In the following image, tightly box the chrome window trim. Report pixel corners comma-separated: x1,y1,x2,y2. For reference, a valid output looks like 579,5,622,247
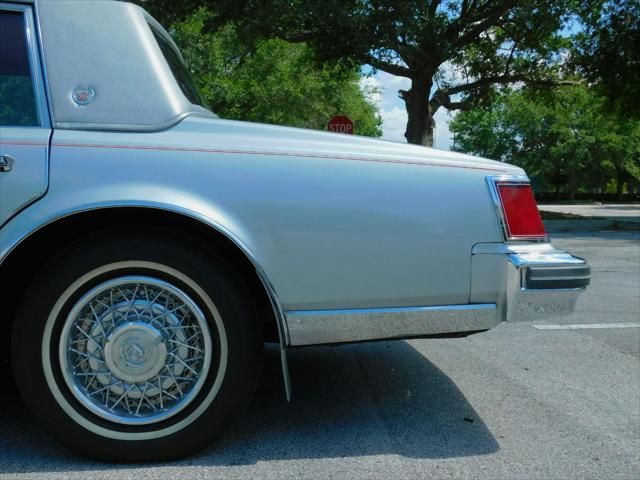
0,2,50,128
53,111,213,132
485,175,549,243
31,0,53,127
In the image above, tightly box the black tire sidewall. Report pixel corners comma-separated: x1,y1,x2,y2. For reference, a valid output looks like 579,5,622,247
12,231,262,461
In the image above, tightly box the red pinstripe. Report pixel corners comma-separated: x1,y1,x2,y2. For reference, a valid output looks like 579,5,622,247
1,140,508,172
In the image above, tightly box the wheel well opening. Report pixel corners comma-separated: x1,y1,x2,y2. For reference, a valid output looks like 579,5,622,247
0,207,280,363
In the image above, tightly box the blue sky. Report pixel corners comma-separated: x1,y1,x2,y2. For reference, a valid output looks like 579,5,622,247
361,70,455,150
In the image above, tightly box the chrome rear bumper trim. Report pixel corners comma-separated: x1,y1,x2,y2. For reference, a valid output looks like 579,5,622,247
505,251,589,322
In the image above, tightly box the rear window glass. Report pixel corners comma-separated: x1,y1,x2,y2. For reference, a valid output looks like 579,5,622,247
148,23,206,109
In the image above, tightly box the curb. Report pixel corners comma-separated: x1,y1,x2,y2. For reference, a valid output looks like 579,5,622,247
544,219,640,232
613,220,640,231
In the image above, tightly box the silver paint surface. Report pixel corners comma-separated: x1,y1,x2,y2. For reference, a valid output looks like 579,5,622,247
36,0,213,131
0,3,51,227
1,116,522,312
0,0,589,352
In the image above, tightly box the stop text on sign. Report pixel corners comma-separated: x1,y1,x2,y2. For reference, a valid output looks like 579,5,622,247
328,115,354,134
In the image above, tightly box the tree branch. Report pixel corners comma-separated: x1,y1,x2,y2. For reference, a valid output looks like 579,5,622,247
440,74,579,97
430,75,581,112
429,90,475,113
428,0,441,17
460,0,470,17
443,0,515,48
366,55,414,78
275,30,312,43
396,41,436,67
452,0,517,48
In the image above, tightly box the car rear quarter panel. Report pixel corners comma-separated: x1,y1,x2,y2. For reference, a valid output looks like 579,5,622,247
1,123,507,312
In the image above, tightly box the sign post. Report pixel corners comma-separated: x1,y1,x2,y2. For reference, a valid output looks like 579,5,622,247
328,115,354,134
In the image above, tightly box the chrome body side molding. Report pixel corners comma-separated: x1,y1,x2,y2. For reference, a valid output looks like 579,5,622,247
285,304,498,346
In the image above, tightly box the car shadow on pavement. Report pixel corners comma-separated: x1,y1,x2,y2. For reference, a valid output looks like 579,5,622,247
0,340,498,474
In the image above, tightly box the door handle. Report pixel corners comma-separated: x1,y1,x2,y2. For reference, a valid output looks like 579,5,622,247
0,154,15,172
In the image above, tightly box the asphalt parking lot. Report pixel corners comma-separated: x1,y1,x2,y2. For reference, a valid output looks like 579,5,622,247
1,230,638,479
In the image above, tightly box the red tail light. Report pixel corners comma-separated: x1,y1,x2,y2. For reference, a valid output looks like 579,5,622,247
495,181,546,240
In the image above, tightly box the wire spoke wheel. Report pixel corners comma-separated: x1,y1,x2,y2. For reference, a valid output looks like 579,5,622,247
59,276,212,425
15,234,260,461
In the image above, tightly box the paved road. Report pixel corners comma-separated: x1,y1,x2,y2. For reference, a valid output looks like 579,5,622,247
1,232,638,479
539,203,640,220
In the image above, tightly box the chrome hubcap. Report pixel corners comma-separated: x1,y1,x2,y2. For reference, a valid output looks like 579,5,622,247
103,322,167,384
59,276,212,425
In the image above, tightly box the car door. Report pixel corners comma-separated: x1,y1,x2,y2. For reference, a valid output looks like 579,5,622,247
0,4,50,228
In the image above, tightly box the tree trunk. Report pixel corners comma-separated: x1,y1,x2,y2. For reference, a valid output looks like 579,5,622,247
401,78,434,146
568,170,577,201
615,167,625,201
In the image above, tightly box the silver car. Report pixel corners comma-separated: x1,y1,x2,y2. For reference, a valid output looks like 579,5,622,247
0,0,590,461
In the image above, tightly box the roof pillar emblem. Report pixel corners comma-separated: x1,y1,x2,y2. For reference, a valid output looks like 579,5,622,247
71,87,95,106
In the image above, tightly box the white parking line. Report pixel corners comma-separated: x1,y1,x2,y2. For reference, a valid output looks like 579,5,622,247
533,323,640,330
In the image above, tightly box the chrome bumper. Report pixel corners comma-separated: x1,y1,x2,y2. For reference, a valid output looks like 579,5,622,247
505,248,589,322
284,244,590,346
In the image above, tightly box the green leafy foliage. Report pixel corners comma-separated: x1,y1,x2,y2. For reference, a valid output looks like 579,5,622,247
169,9,382,136
450,84,640,198
0,75,38,126
572,0,640,118
139,0,579,145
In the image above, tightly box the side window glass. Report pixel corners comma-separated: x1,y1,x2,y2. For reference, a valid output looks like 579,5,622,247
0,10,38,126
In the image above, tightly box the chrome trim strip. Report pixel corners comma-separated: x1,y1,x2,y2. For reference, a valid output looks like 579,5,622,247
473,242,561,255
529,275,590,281
508,251,587,268
485,175,549,243
54,111,215,133
285,304,498,346
32,0,54,128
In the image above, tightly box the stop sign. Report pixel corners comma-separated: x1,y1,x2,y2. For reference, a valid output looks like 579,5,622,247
328,115,354,134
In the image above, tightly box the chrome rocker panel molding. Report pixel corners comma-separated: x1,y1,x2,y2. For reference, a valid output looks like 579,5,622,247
285,304,498,346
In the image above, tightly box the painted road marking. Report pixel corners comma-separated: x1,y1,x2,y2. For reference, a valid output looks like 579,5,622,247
533,323,640,330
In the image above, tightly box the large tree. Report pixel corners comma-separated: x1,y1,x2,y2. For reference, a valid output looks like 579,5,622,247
166,8,382,136
140,0,576,146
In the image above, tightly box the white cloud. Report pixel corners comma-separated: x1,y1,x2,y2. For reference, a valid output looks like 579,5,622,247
375,71,411,110
380,107,407,143
359,76,383,108
433,108,455,150
361,70,455,149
